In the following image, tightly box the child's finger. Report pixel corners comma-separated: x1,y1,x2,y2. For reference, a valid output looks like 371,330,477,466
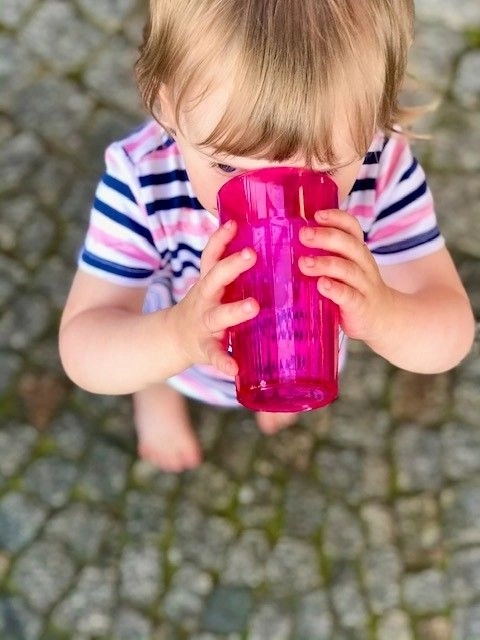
200,219,238,276
201,246,257,300
203,297,259,335
300,224,368,265
313,209,365,243
203,339,239,377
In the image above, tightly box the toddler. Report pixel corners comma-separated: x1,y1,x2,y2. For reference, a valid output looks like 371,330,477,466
59,0,474,472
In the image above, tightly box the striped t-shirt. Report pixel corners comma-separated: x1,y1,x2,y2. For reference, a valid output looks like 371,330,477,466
79,120,445,406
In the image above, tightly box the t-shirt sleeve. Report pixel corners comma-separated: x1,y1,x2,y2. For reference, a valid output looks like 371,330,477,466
78,141,161,286
366,135,445,264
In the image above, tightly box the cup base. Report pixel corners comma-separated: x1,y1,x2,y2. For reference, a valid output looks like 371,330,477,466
237,381,338,413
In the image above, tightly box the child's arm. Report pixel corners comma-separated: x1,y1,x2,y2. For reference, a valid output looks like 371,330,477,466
59,220,259,394
299,209,475,373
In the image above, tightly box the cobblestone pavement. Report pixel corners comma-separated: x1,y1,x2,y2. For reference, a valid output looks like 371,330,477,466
1,1,480,638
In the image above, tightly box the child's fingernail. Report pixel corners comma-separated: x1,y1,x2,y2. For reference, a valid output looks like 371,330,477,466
243,298,256,312
301,227,315,241
223,219,233,229
241,248,253,260
315,210,330,222
303,256,315,268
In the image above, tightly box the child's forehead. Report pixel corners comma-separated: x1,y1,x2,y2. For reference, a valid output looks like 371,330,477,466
178,82,360,167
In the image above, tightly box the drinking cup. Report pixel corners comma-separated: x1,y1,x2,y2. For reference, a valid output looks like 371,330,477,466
217,166,339,412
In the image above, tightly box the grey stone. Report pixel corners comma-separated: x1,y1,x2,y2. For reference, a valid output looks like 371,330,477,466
454,378,480,426
248,601,293,640
21,1,102,73
442,482,480,547
0,423,37,477
390,370,451,426
448,547,480,605
10,539,76,613
77,0,138,34
430,108,480,173
111,608,153,640
338,348,389,405
174,503,236,572
0,596,42,640
45,502,112,562
296,590,333,640
237,474,282,528
0,353,23,395
442,421,480,480
361,503,396,548
52,566,116,636
183,462,236,511
323,503,364,560
120,542,162,606
410,22,466,90
331,563,369,630
283,474,326,537
0,35,40,111
265,537,321,596
454,51,480,109
125,490,169,542
393,425,442,492
12,78,94,152
315,447,363,505
0,0,35,27
77,440,129,502
453,603,480,640
329,406,390,452
362,547,402,614
396,494,443,568
21,456,78,508
223,530,269,587
377,610,414,640
0,291,51,350
403,569,449,615
83,38,144,115
0,492,48,553
163,564,213,632
361,453,391,500
202,585,253,634
0,133,43,194
49,412,90,460
415,0,480,29
416,617,452,640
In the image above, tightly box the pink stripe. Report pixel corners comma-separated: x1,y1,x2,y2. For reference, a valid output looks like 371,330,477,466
347,204,375,219
152,212,216,241
376,139,406,195
89,225,159,268
148,146,183,160
123,121,159,154
368,204,432,243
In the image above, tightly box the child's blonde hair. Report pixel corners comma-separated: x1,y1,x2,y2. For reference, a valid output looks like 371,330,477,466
136,0,415,166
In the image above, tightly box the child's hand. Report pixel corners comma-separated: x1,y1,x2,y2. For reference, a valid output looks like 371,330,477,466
172,219,259,376
299,209,394,343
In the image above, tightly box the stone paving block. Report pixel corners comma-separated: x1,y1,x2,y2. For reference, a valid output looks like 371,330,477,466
248,601,294,640
283,474,326,537
10,539,76,613
0,132,44,194
0,596,42,640
163,563,213,633
76,0,139,34
119,542,162,607
323,503,364,560
448,547,480,605
222,529,269,587
395,493,443,569
362,546,402,615
295,590,333,640
403,568,449,615
21,455,78,508
0,493,48,553
21,1,103,73
454,51,480,109
111,608,153,640
0,35,41,112
377,609,414,640
330,562,369,632
393,424,443,492
442,482,480,547
415,0,480,29
76,439,130,502
201,585,253,634
0,423,38,477
453,602,480,640
265,536,321,596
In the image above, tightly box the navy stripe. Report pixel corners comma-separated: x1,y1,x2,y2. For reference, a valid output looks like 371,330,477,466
372,227,441,255
139,169,189,187
363,151,381,165
350,177,376,193
376,181,427,220
399,158,418,183
81,250,153,279
171,261,201,279
146,195,204,215
102,173,136,203
93,197,155,245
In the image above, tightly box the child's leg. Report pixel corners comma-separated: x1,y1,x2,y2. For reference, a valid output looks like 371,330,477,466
133,383,202,472
255,411,299,435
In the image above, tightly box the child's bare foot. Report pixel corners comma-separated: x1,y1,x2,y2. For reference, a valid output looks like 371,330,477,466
255,411,299,435
133,383,202,472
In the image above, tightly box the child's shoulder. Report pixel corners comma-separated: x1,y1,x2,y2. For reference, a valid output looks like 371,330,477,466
106,120,177,168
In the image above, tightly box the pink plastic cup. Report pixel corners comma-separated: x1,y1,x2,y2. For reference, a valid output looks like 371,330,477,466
217,166,339,413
